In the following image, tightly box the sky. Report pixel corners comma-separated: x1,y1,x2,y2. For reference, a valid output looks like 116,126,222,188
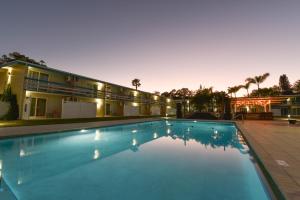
1,0,300,96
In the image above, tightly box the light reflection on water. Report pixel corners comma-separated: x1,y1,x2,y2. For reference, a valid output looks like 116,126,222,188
0,120,269,200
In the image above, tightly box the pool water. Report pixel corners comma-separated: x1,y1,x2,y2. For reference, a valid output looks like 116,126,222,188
0,120,271,200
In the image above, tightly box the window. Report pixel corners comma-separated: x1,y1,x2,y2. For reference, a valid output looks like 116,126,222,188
30,98,47,117
28,70,39,79
30,98,37,116
105,103,111,115
36,98,46,116
39,73,49,81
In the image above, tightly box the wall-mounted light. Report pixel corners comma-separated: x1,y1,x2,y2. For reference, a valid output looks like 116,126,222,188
167,98,171,103
132,102,138,107
133,91,138,97
97,82,104,90
7,67,12,84
153,95,158,100
96,99,103,109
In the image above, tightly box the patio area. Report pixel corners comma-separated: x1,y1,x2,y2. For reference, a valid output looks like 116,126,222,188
237,120,300,200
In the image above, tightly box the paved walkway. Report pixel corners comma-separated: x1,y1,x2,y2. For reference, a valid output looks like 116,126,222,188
236,120,300,200
0,118,160,138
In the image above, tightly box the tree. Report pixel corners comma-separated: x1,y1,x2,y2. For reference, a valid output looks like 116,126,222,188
131,79,141,90
153,91,160,95
175,88,193,99
0,85,19,120
293,80,300,93
243,82,252,97
0,52,44,65
161,91,170,97
40,60,46,66
191,87,213,112
279,74,292,94
250,86,280,97
227,85,242,98
245,73,270,90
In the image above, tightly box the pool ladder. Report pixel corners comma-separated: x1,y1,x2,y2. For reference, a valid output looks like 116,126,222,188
233,113,244,121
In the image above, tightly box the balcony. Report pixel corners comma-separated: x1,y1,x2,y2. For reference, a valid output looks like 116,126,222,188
24,77,156,104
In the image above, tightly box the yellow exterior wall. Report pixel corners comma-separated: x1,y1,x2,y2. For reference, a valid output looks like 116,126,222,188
77,96,105,117
26,92,63,118
0,70,6,94
1,62,177,119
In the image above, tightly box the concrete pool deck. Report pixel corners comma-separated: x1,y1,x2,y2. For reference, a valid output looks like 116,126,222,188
236,120,300,200
0,117,161,138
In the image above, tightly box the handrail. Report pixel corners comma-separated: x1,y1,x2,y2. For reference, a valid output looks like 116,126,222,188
233,113,244,121
24,77,167,104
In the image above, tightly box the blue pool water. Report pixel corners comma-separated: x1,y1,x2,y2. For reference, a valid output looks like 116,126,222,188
0,120,270,200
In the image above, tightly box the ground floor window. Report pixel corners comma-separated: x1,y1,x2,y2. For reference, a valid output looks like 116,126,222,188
105,103,110,115
30,98,47,117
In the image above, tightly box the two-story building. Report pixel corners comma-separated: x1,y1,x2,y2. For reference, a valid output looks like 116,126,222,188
0,60,176,119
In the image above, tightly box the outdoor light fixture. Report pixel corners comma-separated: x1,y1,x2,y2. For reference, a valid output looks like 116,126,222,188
133,91,138,97
96,99,102,109
6,67,12,84
132,102,138,107
97,82,104,90
288,114,291,118
153,95,158,100
167,98,171,103
132,129,137,133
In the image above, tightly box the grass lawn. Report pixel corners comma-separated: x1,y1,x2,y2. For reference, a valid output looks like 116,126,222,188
0,115,162,128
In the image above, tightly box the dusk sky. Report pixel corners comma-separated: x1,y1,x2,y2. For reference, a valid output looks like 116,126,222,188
1,0,300,96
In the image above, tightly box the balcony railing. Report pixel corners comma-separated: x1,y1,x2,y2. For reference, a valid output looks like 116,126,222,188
24,77,163,104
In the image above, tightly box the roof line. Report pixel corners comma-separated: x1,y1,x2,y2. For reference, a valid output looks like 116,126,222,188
0,60,158,96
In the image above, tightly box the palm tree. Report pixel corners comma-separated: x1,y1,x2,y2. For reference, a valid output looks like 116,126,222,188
228,86,242,98
243,82,252,97
131,78,141,90
245,73,270,90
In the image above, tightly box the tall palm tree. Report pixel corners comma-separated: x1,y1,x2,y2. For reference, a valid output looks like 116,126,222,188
245,73,270,90
243,82,252,97
131,78,141,90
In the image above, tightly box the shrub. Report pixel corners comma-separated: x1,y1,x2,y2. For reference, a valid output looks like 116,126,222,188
1,85,19,120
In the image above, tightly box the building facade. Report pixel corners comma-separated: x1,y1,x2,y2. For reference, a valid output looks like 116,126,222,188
0,60,176,119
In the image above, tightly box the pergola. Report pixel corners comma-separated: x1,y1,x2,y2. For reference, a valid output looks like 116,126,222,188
231,97,287,113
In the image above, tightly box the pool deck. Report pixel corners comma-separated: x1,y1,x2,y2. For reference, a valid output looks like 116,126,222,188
0,117,161,138
236,120,300,200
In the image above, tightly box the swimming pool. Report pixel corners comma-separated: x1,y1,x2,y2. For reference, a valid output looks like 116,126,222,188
0,120,271,200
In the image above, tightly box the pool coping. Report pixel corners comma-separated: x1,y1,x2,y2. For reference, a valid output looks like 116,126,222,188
0,118,164,140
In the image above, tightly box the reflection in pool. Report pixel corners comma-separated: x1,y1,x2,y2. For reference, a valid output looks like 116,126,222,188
0,120,270,200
